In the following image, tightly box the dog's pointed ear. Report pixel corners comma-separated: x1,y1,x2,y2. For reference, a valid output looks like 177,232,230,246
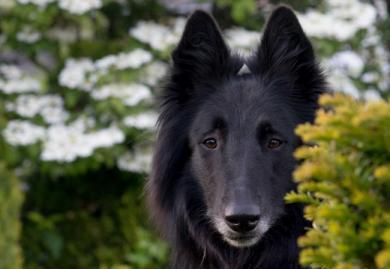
172,10,229,85
258,5,315,76
257,5,326,101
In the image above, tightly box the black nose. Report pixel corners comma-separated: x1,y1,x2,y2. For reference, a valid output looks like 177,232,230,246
224,206,260,233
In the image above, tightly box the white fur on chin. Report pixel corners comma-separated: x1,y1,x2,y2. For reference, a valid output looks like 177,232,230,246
213,217,272,248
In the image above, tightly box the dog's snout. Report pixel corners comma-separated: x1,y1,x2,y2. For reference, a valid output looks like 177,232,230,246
224,205,260,233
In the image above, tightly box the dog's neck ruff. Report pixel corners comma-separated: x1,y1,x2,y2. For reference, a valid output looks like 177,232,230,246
237,64,251,75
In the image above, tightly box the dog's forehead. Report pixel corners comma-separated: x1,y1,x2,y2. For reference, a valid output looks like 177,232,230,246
197,78,291,126
212,78,273,109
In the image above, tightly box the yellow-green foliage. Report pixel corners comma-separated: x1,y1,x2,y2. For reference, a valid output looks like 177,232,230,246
0,161,23,269
286,94,390,269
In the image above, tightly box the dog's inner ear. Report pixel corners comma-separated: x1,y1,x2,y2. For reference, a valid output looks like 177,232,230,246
172,10,229,86
257,6,315,80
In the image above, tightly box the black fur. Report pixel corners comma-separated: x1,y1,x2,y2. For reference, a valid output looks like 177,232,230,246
147,5,327,269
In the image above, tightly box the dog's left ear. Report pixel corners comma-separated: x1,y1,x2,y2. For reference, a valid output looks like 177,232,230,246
257,6,318,81
172,10,230,86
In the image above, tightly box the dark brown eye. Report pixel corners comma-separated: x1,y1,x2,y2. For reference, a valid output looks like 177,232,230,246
203,138,217,149
267,138,283,149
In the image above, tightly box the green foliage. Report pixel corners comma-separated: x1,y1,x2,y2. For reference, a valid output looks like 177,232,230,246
0,160,24,269
0,0,387,268
215,0,257,23
21,171,167,269
286,94,390,269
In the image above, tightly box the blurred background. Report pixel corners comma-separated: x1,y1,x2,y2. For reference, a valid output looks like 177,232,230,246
0,0,388,268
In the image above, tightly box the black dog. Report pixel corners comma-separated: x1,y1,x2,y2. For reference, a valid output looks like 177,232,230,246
147,5,326,269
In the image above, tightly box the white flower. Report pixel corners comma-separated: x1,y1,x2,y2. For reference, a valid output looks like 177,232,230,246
298,0,377,41
91,83,152,106
327,71,360,98
6,95,69,124
327,0,376,29
41,124,87,162
6,95,43,117
89,126,125,148
41,121,124,162
117,148,152,173
362,72,379,83
0,64,42,94
16,28,41,43
325,51,364,78
225,27,259,52
60,50,153,91
96,49,153,71
363,89,381,101
3,120,45,146
0,65,23,80
40,96,69,124
141,61,169,86
0,77,41,94
94,55,117,70
58,0,102,14
59,58,95,90
130,21,180,51
123,111,158,129
115,49,153,69
0,64,41,94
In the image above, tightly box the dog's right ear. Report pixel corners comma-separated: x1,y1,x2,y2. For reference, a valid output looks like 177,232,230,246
172,10,229,87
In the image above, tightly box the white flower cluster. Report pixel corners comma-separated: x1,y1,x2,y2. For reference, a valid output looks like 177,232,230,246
117,147,152,173
59,49,153,91
58,0,102,14
0,65,41,94
129,18,186,51
141,61,169,87
298,0,376,41
95,49,153,71
16,27,41,44
325,51,364,78
3,118,125,162
17,0,102,14
324,50,382,100
91,83,152,106
3,120,45,146
59,58,96,91
130,17,260,54
123,111,158,130
6,94,69,124
41,123,124,162
225,28,260,53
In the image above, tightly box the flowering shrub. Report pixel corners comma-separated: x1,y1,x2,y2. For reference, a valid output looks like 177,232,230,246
286,94,390,269
0,1,171,268
0,0,388,268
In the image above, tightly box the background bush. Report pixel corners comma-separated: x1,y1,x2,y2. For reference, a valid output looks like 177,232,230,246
0,159,23,269
0,0,388,268
286,94,390,269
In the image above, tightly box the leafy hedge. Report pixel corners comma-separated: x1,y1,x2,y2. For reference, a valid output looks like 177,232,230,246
0,159,23,269
286,94,390,269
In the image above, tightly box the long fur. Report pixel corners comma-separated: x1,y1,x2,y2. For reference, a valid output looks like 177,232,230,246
147,5,327,269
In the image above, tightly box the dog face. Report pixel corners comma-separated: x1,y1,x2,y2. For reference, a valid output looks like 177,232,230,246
189,77,300,247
